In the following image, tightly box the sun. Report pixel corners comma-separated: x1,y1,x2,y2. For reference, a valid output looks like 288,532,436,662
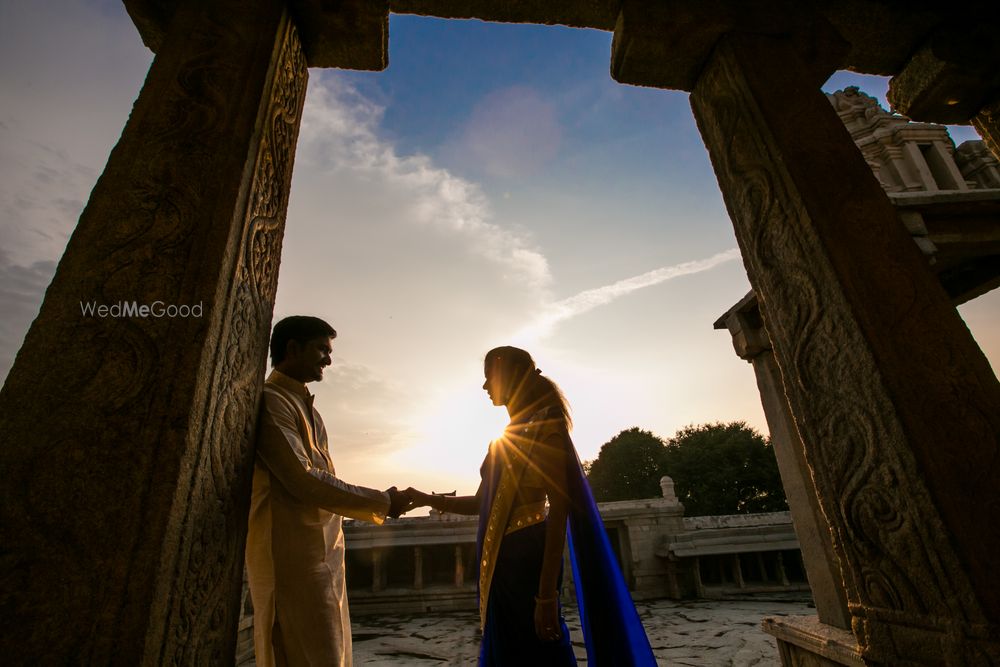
395,383,511,489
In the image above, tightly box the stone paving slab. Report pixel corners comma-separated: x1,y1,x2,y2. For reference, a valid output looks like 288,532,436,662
352,597,816,665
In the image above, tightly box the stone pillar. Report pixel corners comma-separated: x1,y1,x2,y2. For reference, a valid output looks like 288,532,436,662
0,1,306,663
692,558,705,599
973,99,1000,164
454,545,465,587
691,33,1000,664
717,297,851,629
414,546,424,590
372,550,385,593
777,552,790,587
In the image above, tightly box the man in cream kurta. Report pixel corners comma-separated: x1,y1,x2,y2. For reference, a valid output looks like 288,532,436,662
246,316,404,667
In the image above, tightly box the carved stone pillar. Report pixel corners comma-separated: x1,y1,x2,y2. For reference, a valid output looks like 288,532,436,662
691,33,1000,664
414,546,424,590
973,99,1000,164
0,1,306,663
454,545,465,587
716,296,851,630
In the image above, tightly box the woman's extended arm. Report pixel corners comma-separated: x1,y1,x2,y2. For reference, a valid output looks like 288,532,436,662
406,480,482,515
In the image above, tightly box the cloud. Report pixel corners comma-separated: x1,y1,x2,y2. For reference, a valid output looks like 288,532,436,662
296,75,552,292
512,248,742,344
0,250,57,383
0,124,97,265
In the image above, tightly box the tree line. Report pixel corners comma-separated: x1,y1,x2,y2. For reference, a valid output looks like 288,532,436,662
584,422,787,516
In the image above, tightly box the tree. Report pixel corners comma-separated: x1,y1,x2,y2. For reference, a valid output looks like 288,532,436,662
662,421,786,516
586,427,667,501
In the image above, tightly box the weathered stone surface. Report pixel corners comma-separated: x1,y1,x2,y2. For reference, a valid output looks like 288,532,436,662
0,1,305,663
808,1,941,76
763,615,864,666
716,299,852,630
289,0,389,70
890,190,1000,305
956,140,1000,189
973,98,1000,165
887,19,1000,124
347,598,818,666
691,32,1000,663
610,0,848,91
123,0,389,70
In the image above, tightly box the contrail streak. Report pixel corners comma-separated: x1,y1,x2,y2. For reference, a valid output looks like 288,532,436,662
512,248,741,343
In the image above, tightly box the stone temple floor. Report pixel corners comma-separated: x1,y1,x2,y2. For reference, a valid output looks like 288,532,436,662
351,595,816,665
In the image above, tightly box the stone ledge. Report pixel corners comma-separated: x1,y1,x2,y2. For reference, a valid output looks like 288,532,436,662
762,614,864,666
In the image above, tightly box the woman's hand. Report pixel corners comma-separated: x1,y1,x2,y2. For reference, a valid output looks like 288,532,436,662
403,487,436,510
533,592,561,642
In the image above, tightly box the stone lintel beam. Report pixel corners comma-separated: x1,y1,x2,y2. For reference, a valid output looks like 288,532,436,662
389,0,620,30
717,193,1000,313
123,0,390,70
810,1,941,77
289,0,389,70
890,191,1000,304
887,18,1000,125
610,0,848,91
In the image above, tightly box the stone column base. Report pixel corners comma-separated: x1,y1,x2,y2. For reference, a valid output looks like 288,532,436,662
762,615,864,667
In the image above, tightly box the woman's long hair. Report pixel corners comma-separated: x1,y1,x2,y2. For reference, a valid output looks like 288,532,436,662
484,346,572,430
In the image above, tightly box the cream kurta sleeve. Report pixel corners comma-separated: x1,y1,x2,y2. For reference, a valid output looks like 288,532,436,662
256,389,390,524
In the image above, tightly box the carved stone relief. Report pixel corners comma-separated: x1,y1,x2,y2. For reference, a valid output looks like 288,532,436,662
690,35,997,664
0,1,305,663
150,12,307,666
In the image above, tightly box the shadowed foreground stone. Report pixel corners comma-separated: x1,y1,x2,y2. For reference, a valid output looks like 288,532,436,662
0,0,306,662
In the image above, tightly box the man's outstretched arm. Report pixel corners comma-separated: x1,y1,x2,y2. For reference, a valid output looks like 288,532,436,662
257,392,390,523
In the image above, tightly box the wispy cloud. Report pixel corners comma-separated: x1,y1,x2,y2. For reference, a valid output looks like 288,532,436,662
0,250,57,383
0,123,97,265
297,75,553,292
513,248,741,344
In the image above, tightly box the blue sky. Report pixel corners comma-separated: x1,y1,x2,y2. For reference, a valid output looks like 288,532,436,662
1,3,996,499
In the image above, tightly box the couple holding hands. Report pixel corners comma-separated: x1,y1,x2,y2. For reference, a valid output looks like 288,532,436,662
246,316,655,667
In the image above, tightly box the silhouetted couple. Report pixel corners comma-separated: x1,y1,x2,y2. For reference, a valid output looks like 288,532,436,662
246,315,655,667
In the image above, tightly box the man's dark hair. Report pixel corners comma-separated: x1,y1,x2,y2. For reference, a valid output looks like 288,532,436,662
270,316,337,365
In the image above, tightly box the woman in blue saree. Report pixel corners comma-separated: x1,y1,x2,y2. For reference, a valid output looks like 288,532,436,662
407,347,656,666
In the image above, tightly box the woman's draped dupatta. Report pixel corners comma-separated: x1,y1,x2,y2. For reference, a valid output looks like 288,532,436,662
565,449,656,666
475,420,656,666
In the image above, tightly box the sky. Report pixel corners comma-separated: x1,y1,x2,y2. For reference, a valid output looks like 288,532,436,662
2,1,998,503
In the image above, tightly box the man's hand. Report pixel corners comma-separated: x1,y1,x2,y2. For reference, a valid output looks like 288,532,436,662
404,487,436,511
385,486,414,519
